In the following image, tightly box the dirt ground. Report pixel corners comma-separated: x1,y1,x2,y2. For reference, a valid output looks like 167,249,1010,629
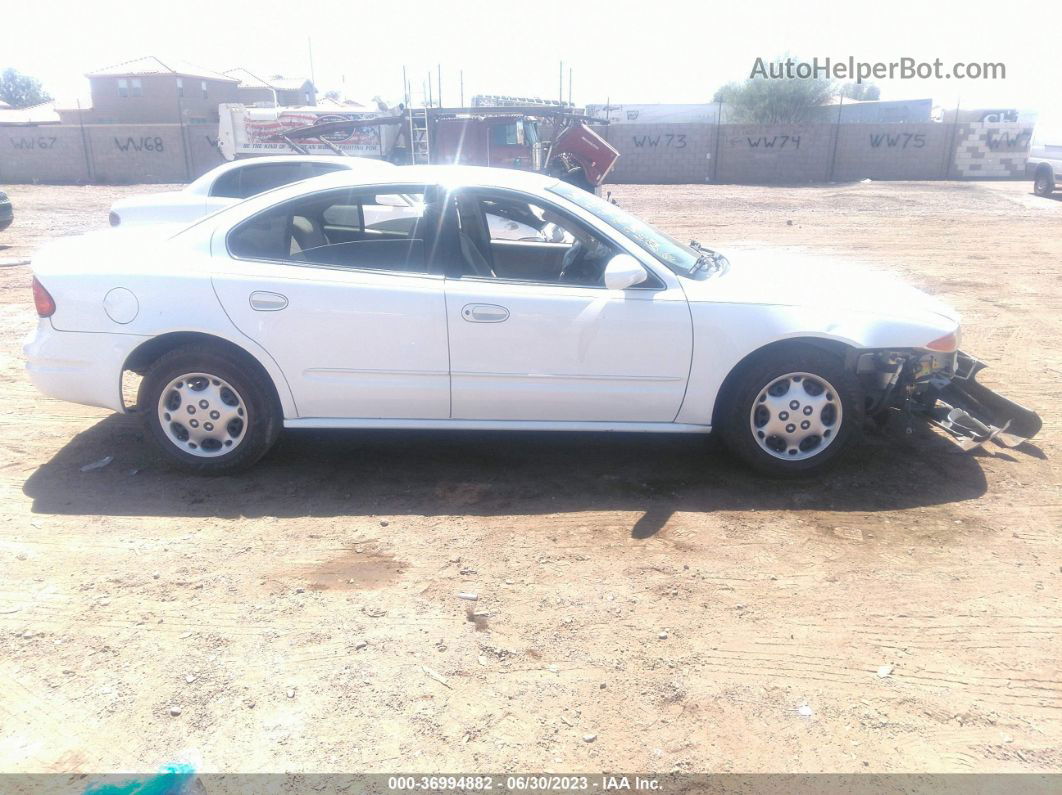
0,179,1059,776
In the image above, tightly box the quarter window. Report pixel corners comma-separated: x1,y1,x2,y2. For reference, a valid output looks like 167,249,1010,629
228,186,434,274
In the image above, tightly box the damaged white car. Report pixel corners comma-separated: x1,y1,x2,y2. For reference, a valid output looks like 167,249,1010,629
26,166,1040,475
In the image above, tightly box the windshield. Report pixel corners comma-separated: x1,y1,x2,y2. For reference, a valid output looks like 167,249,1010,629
547,181,701,274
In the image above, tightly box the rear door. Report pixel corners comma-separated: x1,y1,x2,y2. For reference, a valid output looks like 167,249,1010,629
211,183,450,419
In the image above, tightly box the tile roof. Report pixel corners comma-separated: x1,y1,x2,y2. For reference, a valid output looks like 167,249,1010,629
224,68,313,92
87,56,237,82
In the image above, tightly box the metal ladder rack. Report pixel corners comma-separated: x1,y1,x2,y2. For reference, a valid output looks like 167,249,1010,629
409,108,430,164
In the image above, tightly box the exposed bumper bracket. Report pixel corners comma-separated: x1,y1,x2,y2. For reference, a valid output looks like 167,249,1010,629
924,351,1042,450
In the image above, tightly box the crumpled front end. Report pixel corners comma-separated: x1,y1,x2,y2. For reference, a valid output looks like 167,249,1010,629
858,348,1042,451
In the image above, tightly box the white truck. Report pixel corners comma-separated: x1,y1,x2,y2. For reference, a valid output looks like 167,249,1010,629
1028,116,1061,196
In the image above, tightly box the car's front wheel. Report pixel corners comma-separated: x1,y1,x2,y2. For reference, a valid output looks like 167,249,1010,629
719,345,864,476
138,345,281,474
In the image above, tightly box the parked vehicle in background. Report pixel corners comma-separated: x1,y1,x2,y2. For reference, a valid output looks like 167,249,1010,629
1028,116,1061,196
108,155,396,227
26,166,1040,476
274,107,619,191
217,104,404,161
0,190,12,232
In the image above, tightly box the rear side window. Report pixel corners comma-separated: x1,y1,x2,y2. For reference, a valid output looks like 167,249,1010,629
228,186,436,274
210,161,344,200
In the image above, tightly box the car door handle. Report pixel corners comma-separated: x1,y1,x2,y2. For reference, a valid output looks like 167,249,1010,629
249,291,288,311
462,303,509,323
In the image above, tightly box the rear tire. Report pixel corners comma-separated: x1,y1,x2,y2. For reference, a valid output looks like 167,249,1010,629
138,345,281,474
1034,167,1055,197
718,345,864,477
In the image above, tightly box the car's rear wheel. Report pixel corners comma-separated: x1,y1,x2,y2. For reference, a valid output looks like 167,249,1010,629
1034,167,1055,197
139,345,280,474
719,345,864,476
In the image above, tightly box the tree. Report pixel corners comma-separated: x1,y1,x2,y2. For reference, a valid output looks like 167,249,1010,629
713,57,835,124
0,68,52,108
323,90,342,102
841,82,881,101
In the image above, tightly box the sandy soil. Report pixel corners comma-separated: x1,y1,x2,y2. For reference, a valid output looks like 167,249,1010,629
0,179,1059,775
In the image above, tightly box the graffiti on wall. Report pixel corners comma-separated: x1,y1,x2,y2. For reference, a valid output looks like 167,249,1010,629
9,136,58,150
631,134,687,148
114,136,166,153
869,132,926,149
729,135,801,150
952,124,1033,177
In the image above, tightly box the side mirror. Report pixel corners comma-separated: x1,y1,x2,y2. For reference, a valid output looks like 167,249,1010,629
603,254,648,290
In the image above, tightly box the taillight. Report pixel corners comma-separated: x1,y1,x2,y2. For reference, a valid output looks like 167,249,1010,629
925,330,958,352
109,211,120,227
32,277,56,318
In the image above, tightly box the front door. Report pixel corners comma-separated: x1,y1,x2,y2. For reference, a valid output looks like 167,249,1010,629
212,184,450,419
444,189,692,422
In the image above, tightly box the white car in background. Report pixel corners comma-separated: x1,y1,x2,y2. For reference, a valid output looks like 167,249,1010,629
28,166,1040,476
108,155,396,227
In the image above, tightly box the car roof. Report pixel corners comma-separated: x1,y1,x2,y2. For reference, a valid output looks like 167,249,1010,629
287,164,561,193
187,155,395,193
212,154,393,170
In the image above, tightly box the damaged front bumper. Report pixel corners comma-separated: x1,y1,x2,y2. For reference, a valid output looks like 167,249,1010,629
861,349,1042,451
924,351,1042,450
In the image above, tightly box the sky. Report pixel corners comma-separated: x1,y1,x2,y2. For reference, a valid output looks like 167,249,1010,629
4,0,1060,114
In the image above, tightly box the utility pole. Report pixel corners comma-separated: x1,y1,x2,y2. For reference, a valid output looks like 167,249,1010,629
402,66,409,106
307,38,316,102
559,61,564,104
568,67,572,107
437,64,442,108
427,72,433,107
460,70,464,107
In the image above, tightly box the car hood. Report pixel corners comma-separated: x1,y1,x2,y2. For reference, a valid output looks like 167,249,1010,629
681,248,960,325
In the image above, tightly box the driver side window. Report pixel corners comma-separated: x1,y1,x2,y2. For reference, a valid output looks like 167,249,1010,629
455,191,617,286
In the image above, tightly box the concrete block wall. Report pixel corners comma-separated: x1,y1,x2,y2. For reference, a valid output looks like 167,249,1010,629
604,124,715,184
187,127,228,177
949,123,1033,178
86,125,189,183
1,121,1035,185
715,124,836,183
831,123,951,181
0,126,92,183
0,123,228,184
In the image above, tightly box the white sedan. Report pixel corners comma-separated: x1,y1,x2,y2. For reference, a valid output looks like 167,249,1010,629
27,166,1040,475
107,154,395,227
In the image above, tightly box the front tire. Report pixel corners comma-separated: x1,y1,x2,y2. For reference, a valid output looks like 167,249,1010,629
719,345,864,477
138,345,281,474
1034,167,1055,197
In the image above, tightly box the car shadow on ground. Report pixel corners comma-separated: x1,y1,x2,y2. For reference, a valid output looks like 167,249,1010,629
23,414,993,537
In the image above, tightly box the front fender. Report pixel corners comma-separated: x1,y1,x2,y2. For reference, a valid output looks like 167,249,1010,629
677,302,957,425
